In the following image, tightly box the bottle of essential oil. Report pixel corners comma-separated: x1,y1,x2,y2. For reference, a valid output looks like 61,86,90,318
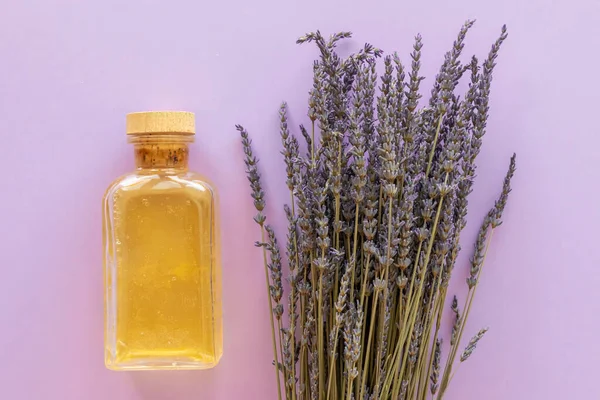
103,111,222,370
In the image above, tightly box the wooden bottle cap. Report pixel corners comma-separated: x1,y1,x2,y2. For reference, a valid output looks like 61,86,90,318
126,111,195,135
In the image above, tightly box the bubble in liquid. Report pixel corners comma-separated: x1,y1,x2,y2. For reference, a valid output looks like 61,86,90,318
141,198,150,207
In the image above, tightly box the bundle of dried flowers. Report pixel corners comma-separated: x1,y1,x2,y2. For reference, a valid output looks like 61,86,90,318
240,21,515,400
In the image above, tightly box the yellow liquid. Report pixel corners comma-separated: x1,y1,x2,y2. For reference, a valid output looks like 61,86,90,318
104,174,221,370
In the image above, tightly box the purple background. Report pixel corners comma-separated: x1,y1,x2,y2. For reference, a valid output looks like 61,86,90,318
1,0,599,399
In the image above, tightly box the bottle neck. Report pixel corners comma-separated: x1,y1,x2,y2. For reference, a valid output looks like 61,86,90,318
128,134,194,172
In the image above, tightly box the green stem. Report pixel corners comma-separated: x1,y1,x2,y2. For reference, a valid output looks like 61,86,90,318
304,346,310,400
277,318,290,400
333,361,339,400
318,263,325,400
374,292,385,396
386,289,399,365
289,194,298,400
350,204,360,305
359,289,380,400
326,325,341,398
360,252,372,310
261,226,283,400
421,293,443,400
425,115,444,178
411,270,443,398
346,375,354,400
438,229,494,399
299,295,306,399
356,253,371,396
408,362,420,400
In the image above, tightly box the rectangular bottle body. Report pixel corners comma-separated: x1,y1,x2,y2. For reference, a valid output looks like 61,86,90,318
103,173,222,370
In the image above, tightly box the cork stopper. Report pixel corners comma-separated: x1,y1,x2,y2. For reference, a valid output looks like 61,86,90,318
126,111,195,135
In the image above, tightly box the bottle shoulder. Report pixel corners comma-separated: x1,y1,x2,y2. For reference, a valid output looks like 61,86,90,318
103,170,217,202
183,171,218,194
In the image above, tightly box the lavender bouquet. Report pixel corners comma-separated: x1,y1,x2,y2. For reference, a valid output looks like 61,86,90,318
239,20,515,400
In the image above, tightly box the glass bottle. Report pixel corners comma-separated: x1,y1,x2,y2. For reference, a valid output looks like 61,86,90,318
103,111,222,370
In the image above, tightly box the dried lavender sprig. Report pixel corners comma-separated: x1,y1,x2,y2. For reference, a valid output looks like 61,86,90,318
437,208,494,397
424,20,475,179
307,62,323,133
342,42,383,98
285,204,299,284
450,296,461,346
406,34,424,115
451,57,481,241
429,20,476,111
376,288,392,394
280,102,300,198
264,225,284,309
239,125,266,226
398,35,423,181
467,25,509,169
314,180,330,399
448,20,476,86
345,302,363,398
298,283,314,398
392,52,406,155
363,59,379,179
299,31,353,143
326,262,353,397
284,204,299,400
440,154,517,397
374,59,404,389
491,153,516,227
264,224,288,397
349,42,384,63
469,154,516,287
475,155,517,285
468,210,494,289
296,30,352,51
430,339,442,394
460,328,489,362
429,98,467,294
408,321,423,365
344,64,369,320
349,73,368,206
238,125,283,400
299,124,312,158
